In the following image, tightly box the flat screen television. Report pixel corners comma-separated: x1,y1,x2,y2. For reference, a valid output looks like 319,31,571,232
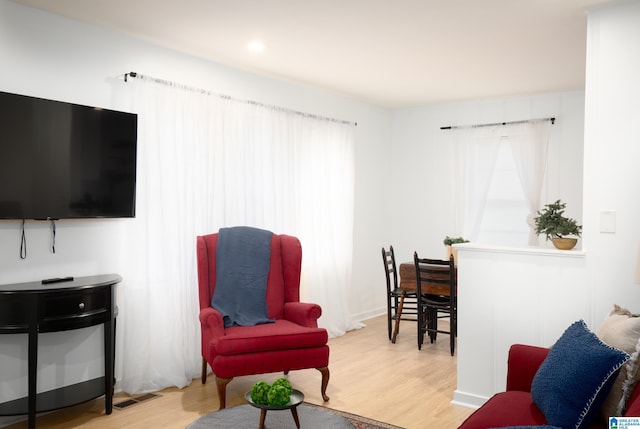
0,91,137,219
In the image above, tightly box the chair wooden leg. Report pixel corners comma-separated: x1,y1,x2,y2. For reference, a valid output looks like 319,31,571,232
454,309,458,337
391,292,406,343
418,308,426,350
417,303,423,350
432,309,438,343
430,309,439,342
387,295,393,341
215,376,233,410
451,308,457,356
201,357,208,384
316,366,330,402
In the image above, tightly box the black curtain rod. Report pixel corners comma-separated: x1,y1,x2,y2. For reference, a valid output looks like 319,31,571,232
122,71,357,126
440,117,555,130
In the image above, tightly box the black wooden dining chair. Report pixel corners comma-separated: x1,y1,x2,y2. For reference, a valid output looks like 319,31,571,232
381,246,417,342
414,252,456,355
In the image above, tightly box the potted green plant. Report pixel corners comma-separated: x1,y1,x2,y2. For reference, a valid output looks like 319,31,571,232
443,236,469,246
443,236,469,264
533,199,582,250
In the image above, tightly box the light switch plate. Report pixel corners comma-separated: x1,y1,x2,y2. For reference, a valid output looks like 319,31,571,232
600,211,616,233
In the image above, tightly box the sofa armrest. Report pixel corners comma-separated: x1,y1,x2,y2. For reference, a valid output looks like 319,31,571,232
506,344,550,392
283,302,322,328
199,306,225,338
624,379,640,416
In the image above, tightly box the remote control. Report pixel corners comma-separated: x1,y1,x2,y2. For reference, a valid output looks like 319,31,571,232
41,276,74,284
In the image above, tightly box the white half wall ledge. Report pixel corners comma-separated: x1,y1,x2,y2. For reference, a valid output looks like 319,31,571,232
453,242,586,258
454,241,589,411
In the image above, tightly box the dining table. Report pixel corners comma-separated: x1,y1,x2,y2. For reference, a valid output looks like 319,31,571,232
398,262,456,296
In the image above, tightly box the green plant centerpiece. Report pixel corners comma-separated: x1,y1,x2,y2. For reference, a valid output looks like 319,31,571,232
443,236,469,264
249,377,293,406
443,236,469,246
266,383,291,406
249,381,271,405
533,199,582,250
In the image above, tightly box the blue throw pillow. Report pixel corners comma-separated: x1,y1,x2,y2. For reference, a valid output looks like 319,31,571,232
531,320,629,429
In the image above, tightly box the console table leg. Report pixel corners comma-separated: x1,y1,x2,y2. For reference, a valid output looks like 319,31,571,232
104,318,115,414
28,329,37,429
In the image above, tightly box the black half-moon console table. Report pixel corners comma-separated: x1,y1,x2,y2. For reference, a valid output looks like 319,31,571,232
0,274,121,429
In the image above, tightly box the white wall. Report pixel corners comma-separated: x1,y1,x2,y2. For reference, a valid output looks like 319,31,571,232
388,92,585,265
0,1,390,298
387,91,587,410
6,0,635,420
0,0,390,418
0,1,589,328
583,0,640,317
453,0,640,408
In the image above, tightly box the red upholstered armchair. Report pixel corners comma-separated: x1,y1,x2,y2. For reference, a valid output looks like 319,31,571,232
196,232,330,409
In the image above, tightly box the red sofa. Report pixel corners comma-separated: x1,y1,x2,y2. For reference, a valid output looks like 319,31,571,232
458,344,640,428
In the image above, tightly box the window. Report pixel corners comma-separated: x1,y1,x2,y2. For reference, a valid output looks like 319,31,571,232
475,140,530,246
452,120,551,246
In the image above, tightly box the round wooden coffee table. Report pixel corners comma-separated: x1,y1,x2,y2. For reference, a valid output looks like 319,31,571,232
245,389,304,429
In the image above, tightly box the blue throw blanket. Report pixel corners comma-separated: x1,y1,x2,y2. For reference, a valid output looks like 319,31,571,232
211,226,275,327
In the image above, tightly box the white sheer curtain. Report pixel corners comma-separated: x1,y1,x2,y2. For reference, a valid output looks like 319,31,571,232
452,127,502,240
452,120,551,244
509,120,552,245
111,75,360,394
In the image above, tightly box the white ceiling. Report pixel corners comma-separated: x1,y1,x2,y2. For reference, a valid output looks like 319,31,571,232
10,0,612,108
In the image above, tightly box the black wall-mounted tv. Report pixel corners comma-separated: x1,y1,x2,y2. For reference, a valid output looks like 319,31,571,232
0,91,137,220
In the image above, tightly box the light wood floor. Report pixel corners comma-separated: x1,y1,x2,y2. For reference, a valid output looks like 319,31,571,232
7,315,475,429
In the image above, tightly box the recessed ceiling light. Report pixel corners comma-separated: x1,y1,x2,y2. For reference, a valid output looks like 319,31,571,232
247,41,265,53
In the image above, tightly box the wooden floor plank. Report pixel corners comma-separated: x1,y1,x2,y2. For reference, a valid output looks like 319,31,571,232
5,315,475,429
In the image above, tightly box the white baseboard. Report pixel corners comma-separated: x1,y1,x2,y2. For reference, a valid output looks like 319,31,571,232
352,308,386,323
451,390,488,409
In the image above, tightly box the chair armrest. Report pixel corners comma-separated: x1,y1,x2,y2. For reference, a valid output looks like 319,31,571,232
283,302,322,328
505,344,550,392
199,306,225,338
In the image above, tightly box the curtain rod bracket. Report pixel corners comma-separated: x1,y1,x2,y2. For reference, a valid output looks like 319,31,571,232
124,71,138,82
